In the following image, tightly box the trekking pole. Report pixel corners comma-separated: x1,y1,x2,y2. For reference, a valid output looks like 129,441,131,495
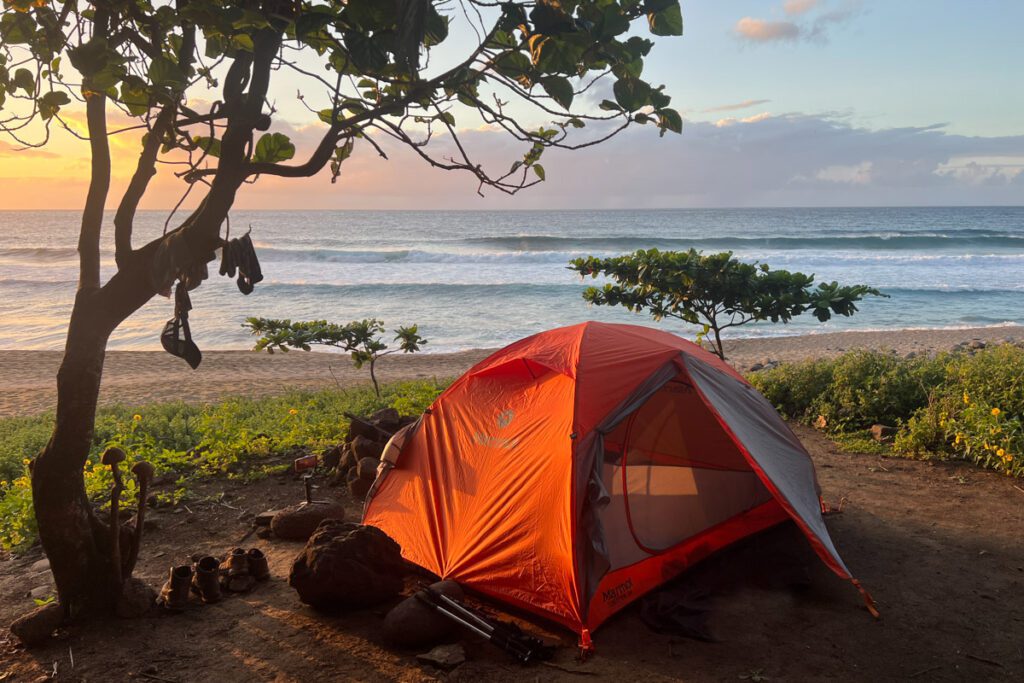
415,588,549,663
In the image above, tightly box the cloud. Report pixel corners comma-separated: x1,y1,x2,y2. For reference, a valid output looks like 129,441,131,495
714,112,773,127
734,17,801,43
702,99,772,113
934,156,1024,185
784,0,820,15
812,161,874,185
3,109,1024,210
736,0,862,44
201,111,1024,210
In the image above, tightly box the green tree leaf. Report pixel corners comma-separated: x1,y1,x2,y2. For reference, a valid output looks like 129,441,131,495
253,133,296,164
613,77,652,112
540,76,573,109
648,2,684,37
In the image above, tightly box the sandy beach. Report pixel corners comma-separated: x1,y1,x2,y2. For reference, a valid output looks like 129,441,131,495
2,325,1022,419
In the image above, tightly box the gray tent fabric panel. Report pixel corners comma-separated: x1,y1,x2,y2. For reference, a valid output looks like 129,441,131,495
684,356,851,578
575,359,682,618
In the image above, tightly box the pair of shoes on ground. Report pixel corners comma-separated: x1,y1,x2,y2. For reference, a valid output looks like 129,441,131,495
158,548,270,611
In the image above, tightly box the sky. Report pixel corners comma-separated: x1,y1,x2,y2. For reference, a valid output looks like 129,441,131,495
1,0,1023,210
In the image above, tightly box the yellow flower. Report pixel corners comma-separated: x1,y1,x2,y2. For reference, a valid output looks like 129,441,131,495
133,414,142,421
954,434,962,444
997,448,1005,457
289,409,298,416
991,407,1001,417
963,391,970,405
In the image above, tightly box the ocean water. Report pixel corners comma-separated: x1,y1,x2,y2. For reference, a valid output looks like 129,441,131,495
1,207,1022,353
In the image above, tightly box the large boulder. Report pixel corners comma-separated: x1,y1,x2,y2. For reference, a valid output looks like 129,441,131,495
321,444,343,471
383,580,465,648
289,521,405,611
271,501,346,541
352,434,385,461
357,456,380,481
348,475,373,501
369,408,402,433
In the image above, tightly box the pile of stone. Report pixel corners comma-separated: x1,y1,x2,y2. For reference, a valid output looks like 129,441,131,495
323,408,417,501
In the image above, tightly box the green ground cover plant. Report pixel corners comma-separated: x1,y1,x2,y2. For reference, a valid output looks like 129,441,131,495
751,345,1024,478
0,380,446,552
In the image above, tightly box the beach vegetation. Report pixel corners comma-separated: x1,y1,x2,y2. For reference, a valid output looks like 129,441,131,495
0,380,446,552
244,318,426,396
751,344,1024,478
569,249,884,359
0,0,683,613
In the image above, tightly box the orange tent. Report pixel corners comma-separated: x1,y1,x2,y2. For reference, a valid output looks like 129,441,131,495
363,322,873,648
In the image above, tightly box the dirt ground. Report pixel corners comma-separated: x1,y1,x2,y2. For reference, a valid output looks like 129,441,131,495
1,425,1022,682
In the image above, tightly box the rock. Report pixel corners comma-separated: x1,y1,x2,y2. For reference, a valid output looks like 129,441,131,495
321,444,343,471
347,417,385,442
384,580,465,648
29,558,50,573
352,435,385,461
905,351,917,359
967,339,987,350
254,509,281,527
339,444,358,473
357,457,380,481
348,476,372,501
29,586,53,600
870,424,896,442
416,643,466,671
115,577,156,618
271,501,346,541
370,408,402,433
288,520,405,611
748,363,764,372
257,527,274,540
10,602,63,647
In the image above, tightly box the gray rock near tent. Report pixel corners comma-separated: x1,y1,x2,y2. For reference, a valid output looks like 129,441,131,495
383,580,465,648
416,643,466,671
271,500,346,541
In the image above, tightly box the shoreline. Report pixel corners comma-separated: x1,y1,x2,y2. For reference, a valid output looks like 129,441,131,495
2,325,1022,419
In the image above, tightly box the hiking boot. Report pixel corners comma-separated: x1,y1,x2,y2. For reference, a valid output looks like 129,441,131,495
157,565,193,612
219,547,247,577
191,556,222,604
247,548,270,582
219,548,255,593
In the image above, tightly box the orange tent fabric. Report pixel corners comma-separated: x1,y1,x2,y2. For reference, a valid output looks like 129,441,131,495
363,322,869,646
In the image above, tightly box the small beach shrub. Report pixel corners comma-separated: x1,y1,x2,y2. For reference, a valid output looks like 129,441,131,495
0,379,448,551
751,359,836,422
570,249,884,359
751,344,1024,477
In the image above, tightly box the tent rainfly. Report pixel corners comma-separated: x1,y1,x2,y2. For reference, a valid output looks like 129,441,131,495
363,322,876,649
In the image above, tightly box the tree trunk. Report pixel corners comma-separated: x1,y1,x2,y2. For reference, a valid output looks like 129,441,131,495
31,256,161,616
712,326,726,360
31,289,118,616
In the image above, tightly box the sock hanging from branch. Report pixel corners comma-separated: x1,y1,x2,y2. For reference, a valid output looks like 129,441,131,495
219,229,264,295
160,281,202,369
